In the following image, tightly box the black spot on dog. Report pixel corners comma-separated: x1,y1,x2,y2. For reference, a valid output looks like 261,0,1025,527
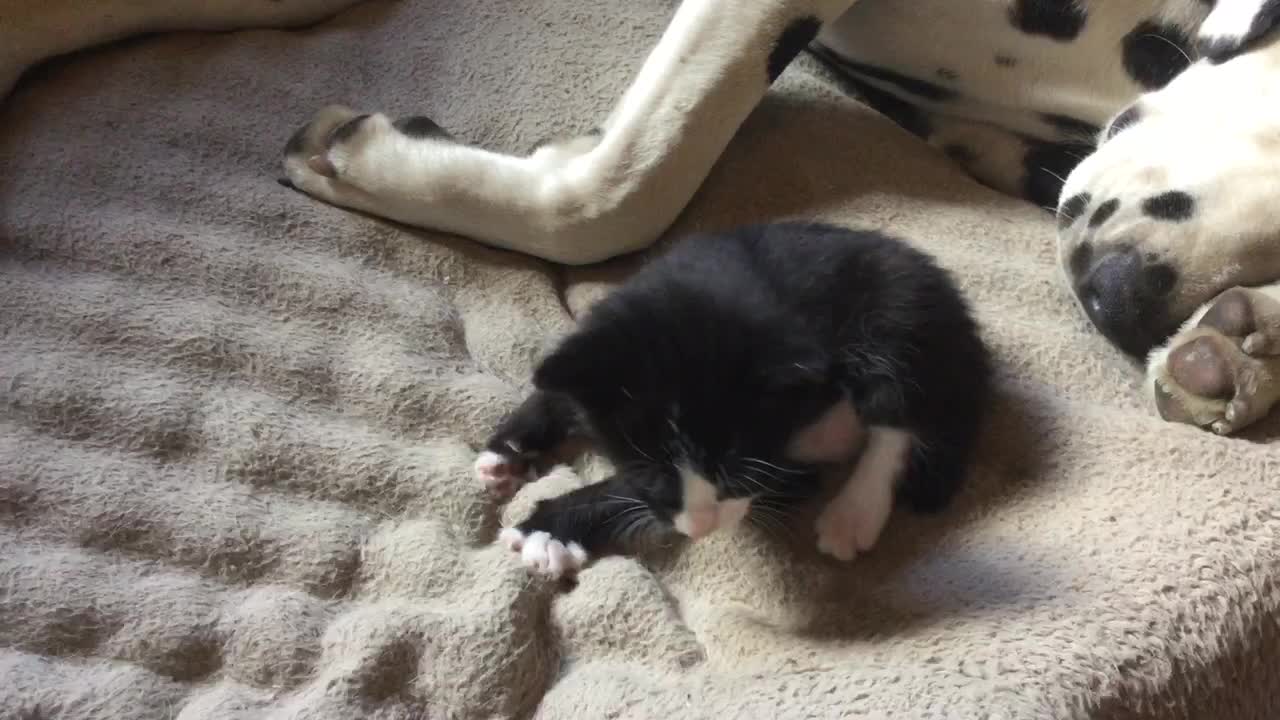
328,114,370,147
1200,0,1280,63
1106,105,1142,140
943,144,977,167
1042,113,1102,140
1123,21,1193,90
1198,37,1237,62
769,16,822,82
1089,198,1120,228
1008,0,1088,41
394,115,452,140
812,47,934,138
995,54,1019,68
284,125,309,157
1024,141,1091,210
1245,0,1280,45
1143,264,1178,296
277,177,297,190
1068,241,1093,278
825,55,957,101
1142,191,1196,220
1058,192,1092,229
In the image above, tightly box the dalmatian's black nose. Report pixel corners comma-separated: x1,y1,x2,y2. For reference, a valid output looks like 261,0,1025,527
1074,246,1179,359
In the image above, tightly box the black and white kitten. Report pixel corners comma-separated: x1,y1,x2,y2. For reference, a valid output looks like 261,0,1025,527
476,222,992,579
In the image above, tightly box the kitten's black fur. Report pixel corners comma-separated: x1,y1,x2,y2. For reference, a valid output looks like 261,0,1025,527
485,221,992,559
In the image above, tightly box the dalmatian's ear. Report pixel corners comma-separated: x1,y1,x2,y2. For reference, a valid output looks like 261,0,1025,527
1197,0,1280,63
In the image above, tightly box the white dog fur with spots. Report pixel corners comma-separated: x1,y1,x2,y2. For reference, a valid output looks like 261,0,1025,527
6,0,1280,435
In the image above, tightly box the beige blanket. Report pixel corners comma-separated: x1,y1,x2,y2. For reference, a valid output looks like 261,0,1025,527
4,1,1280,718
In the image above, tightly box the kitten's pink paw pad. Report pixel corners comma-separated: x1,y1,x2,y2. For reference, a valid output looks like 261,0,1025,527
474,450,532,497
499,528,588,580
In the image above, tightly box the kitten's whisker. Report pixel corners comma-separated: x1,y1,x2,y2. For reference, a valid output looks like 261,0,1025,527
617,422,659,463
615,511,656,545
605,505,652,533
747,510,792,542
733,471,776,495
553,495,644,517
603,494,647,509
741,457,807,475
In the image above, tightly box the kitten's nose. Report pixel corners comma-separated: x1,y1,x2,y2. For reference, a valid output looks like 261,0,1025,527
676,509,717,539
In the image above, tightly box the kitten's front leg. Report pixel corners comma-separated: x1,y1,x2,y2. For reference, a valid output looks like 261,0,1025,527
814,426,912,562
475,390,585,497
500,476,651,580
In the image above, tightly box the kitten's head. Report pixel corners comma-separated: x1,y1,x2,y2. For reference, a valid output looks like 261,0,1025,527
533,279,861,540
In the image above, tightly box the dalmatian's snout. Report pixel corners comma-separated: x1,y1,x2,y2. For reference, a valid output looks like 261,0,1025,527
1070,244,1180,359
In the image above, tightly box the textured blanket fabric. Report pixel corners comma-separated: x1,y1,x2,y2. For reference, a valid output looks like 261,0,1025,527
3,1,1280,718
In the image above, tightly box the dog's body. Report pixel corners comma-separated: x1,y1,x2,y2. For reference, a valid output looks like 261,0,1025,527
6,0,1280,433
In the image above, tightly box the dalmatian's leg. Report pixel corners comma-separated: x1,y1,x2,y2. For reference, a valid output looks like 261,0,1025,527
923,115,1093,211
0,0,363,101
282,0,861,265
1147,283,1280,435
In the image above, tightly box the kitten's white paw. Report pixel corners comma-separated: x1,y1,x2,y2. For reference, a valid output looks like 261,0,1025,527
814,503,884,563
474,450,533,498
814,506,859,562
499,528,588,580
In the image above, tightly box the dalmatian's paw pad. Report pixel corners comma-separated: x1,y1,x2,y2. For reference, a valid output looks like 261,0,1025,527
1148,287,1280,435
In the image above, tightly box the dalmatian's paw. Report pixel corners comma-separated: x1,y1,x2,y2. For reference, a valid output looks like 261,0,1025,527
499,528,588,580
280,105,453,207
1147,287,1280,435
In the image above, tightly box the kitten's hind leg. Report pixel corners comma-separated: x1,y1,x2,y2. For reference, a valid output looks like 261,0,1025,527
476,390,585,498
501,475,654,580
814,426,911,562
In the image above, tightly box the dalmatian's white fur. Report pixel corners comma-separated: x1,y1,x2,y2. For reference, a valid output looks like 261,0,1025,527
6,0,1280,434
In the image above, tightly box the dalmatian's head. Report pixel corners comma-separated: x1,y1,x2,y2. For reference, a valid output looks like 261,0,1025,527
1057,9,1280,359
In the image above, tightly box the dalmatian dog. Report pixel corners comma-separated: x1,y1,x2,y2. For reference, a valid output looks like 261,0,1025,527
5,0,1280,435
